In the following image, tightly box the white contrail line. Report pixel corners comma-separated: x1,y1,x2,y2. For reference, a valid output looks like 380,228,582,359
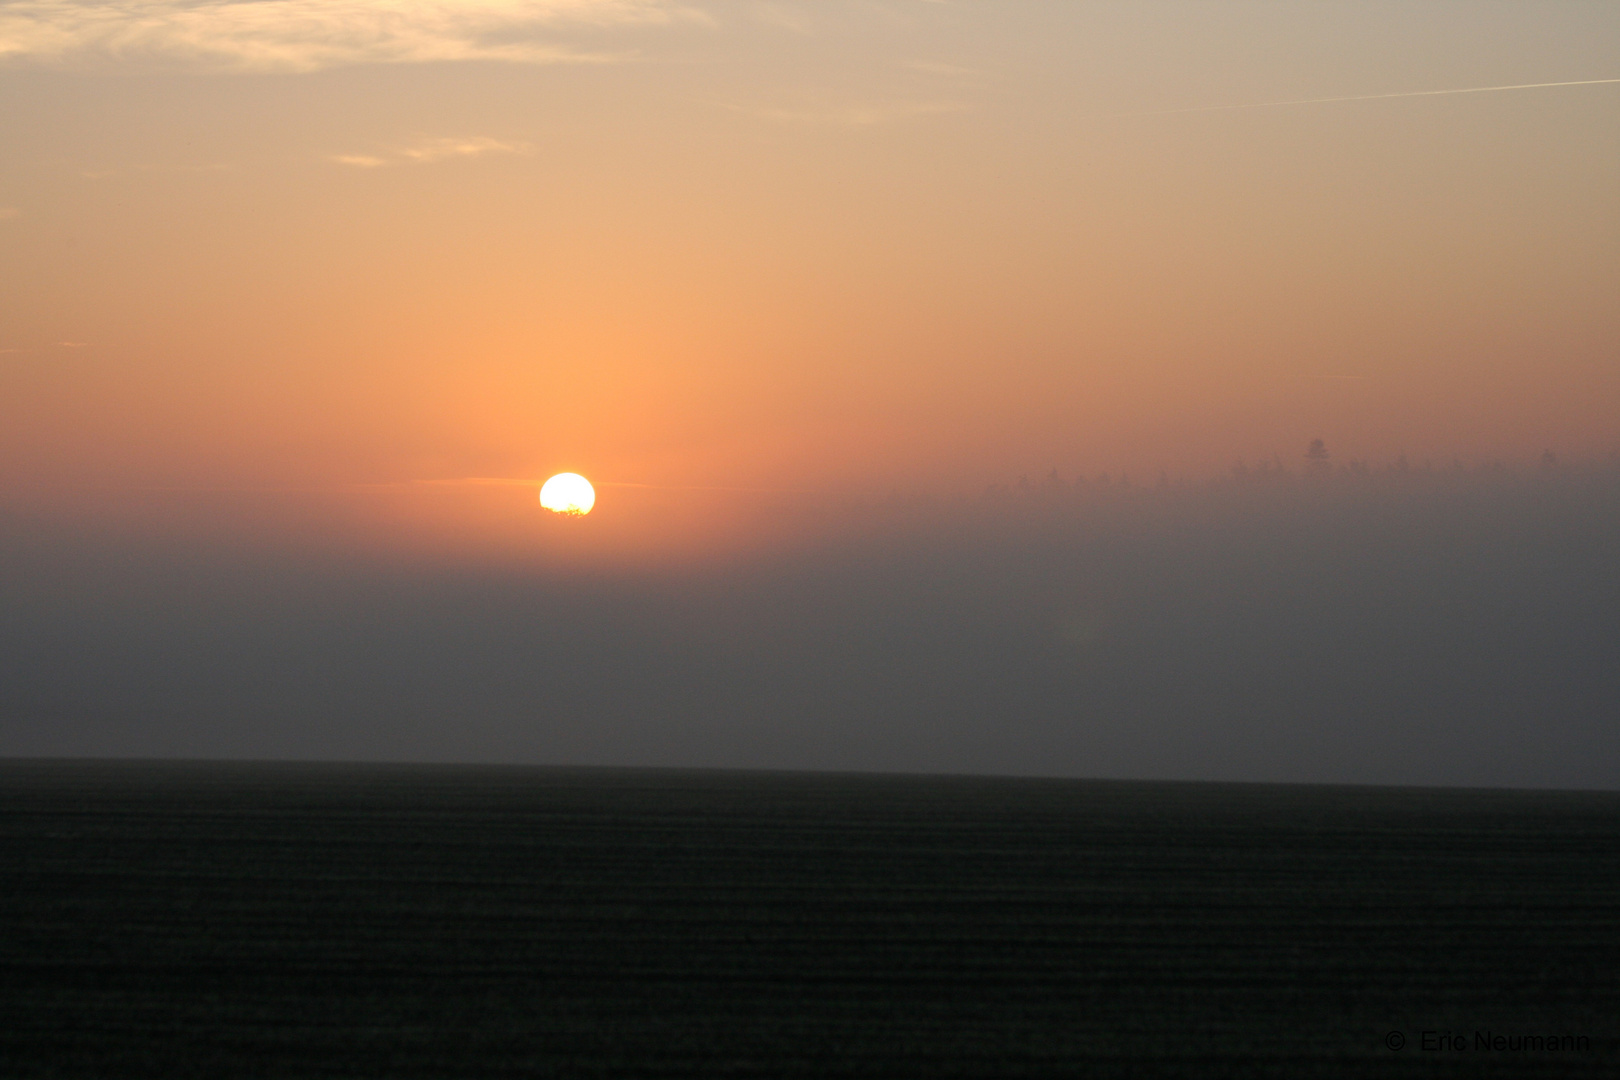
1140,78,1620,116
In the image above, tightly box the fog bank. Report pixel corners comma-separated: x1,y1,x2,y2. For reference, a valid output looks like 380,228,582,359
4,463,1617,788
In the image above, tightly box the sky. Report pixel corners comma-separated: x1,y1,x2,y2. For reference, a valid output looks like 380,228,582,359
1,1,1617,783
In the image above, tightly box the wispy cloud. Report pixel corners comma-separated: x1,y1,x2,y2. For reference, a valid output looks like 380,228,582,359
0,206,19,219
399,135,530,162
0,0,703,72
1142,78,1620,116
332,135,531,167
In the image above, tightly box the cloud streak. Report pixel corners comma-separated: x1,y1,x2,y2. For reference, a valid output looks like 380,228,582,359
399,136,530,162
332,136,532,167
1143,77,1620,116
0,0,701,72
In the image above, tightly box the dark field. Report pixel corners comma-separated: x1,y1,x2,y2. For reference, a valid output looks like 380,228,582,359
1,761,1616,1077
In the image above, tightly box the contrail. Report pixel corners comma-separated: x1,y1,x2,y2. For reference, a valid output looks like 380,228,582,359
1141,78,1620,116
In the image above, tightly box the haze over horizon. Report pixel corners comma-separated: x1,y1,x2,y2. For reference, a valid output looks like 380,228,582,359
2,1,1617,786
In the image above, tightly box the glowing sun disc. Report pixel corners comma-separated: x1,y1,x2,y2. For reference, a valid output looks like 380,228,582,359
540,473,595,515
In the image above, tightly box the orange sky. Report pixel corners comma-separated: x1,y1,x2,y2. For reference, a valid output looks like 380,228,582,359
2,1,1616,549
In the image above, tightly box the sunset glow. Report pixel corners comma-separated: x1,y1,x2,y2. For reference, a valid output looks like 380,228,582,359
3,21,1618,1071
2,1,1618,789
2,3,1614,554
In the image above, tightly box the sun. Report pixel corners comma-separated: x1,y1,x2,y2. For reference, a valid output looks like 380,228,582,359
539,473,595,515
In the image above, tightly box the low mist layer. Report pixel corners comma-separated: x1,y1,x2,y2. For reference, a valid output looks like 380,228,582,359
5,460,1616,788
